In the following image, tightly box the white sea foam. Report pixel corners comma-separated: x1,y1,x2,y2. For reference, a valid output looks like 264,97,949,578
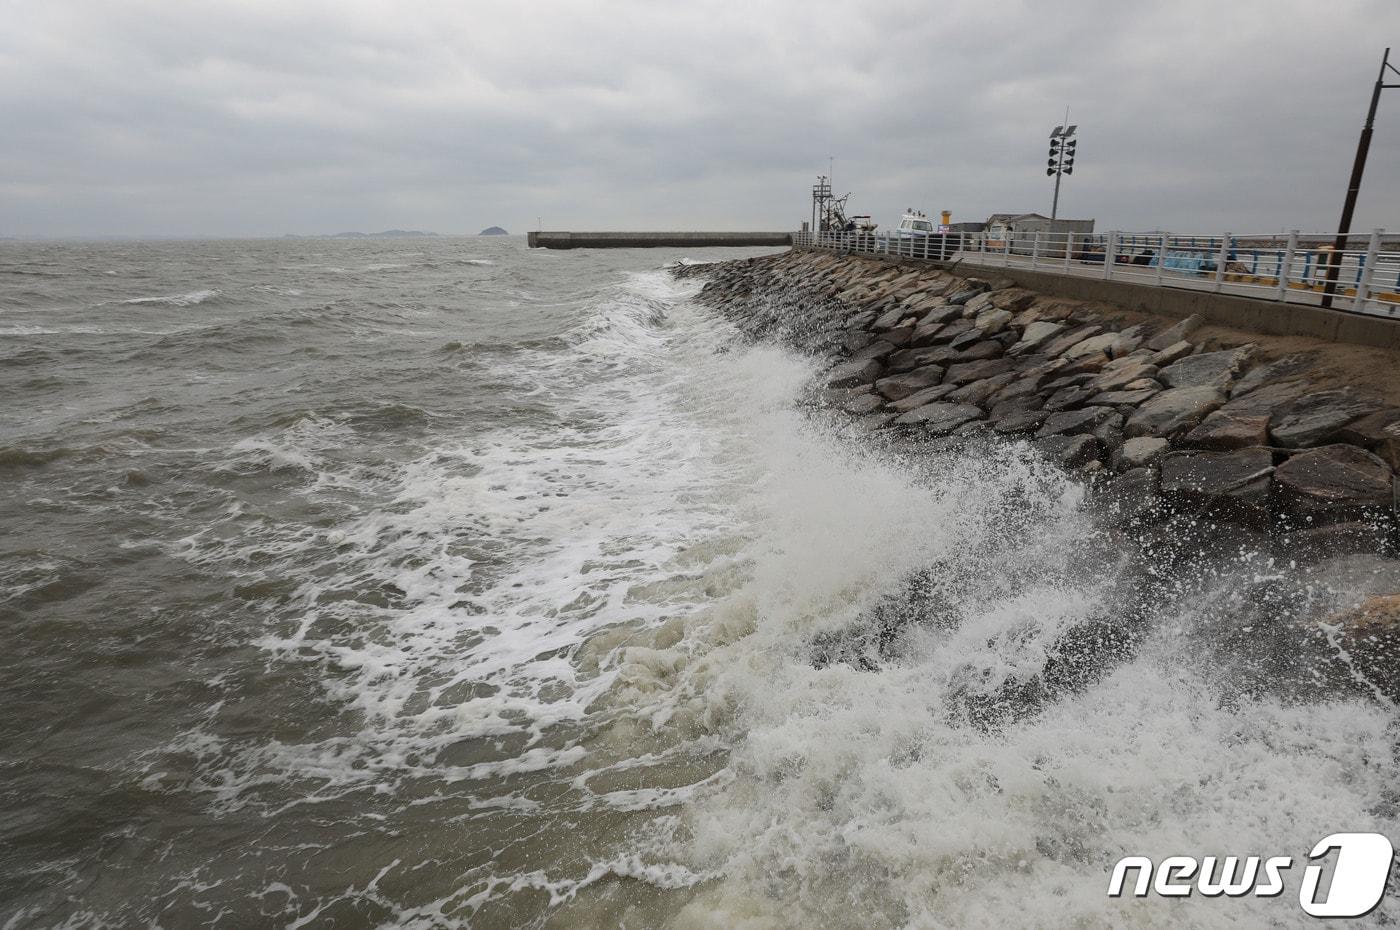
151,267,1399,928
120,288,220,307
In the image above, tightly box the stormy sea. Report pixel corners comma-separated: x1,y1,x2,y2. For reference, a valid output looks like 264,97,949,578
2,235,1397,929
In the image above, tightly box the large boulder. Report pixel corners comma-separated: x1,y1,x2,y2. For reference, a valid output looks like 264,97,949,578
1124,386,1226,438
1148,340,1196,367
944,357,1015,385
851,339,897,362
827,358,883,387
974,307,1014,335
889,383,960,412
1273,443,1394,524
887,345,958,373
875,366,946,401
1035,434,1100,468
1112,436,1169,471
993,409,1051,435
892,402,985,434
1229,352,1316,398
1145,313,1201,351
1093,359,1158,392
1041,324,1103,358
1036,406,1120,439
1061,332,1120,360
1319,595,1400,701
1159,448,1275,524
1183,409,1271,450
1158,346,1255,390
1269,390,1379,448
1008,321,1065,355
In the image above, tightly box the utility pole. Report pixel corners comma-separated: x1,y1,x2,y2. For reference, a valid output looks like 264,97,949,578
1322,48,1398,309
1047,113,1078,221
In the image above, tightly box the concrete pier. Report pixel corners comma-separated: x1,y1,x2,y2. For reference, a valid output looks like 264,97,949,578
527,231,792,249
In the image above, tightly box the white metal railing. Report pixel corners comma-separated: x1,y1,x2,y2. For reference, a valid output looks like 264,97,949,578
791,227,1400,317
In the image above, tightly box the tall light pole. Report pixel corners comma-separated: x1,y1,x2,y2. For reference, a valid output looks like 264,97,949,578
1047,121,1078,220
1322,48,1398,308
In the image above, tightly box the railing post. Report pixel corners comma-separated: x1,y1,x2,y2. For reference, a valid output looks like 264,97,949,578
1214,233,1230,292
1276,230,1299,301
1030,231,1041,269
1064,232,1074,271
1355,228,1384,311
1103,231,1117,280
1156,233,1169,284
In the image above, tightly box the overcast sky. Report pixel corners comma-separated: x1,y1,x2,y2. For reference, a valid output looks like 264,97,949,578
3,0,1398,237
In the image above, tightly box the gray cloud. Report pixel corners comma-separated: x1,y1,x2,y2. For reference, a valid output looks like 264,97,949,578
1,0,1397,237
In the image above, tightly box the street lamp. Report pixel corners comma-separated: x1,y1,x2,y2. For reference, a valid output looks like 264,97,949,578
1047,123,1078,221
1321,47,1399,309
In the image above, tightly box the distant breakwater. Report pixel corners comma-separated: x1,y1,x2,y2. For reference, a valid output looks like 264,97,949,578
674,248,1400,699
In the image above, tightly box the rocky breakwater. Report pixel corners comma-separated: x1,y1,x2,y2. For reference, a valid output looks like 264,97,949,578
673,249,1400,698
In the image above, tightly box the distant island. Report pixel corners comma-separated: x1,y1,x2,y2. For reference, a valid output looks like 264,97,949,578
282,230,439,239
479,226,508,236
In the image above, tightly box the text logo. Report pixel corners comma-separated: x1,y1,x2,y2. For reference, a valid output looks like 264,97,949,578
1107,833,1395,918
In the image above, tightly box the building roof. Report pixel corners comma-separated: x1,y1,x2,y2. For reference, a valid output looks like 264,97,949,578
986,212,1051,225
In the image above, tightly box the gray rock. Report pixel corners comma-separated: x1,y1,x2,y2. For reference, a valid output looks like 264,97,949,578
844,393,887,415
1229,352,1316,398
1093,360,1158,392
989,288,1037,312
1061,332,1120,360
889,382,960,412
974,307,1014,335
1148,340,1195,367
1043,384,1096,412
948,372,1018,406
1125,386,1226,438
1274,444,1394,523
944,357,1015,384
1035,434,1100,468
1113,436,1169,470
953,340,1005,362
1094,466,1160,523
887,345,957,373
1159,448,1275,524
1269,390,1379,448
875,366,946,401
1009,321,1065,355
964,292,996,315
883,325,917,348
1036,406,1120,439
1145,313,1202,351
1089,387,1162,408
1283,522,1391,560
908,323,945,347
917,304,965,326
851,339,897,362
893,402,985,434
948,327,988,351
993,409,1050,435
1217,379,1309,417
1158,346,1255,390
827,358,883,387
989,395,1045,420
843,331,875,354
871,306,908,330
1183,408,1270,450
1041,324,1103,358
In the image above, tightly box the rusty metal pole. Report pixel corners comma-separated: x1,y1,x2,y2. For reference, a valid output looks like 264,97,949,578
1322,48,1398,309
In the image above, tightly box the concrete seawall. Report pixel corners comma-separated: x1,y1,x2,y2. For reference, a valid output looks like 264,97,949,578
528,231,792,249
795,246,1400,353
